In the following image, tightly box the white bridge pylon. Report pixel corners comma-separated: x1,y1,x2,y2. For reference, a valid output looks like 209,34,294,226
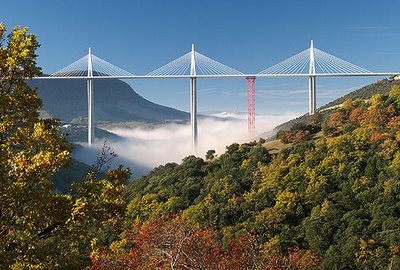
146,44,244,149
147,45,243,77
50,48,134,145
258,40,372,115
50,49,134,78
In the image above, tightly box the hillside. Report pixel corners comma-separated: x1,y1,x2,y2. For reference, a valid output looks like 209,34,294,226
58,124,122,143
320,77,400,110
28,78,189,123
270,77,400,134
93,85,400,269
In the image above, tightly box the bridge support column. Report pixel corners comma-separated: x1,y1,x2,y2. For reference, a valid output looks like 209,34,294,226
309,76,316,115
246,77,256,139
190,77,198,150
308,40,316,115
87,79,94,145
189,44,198,151
87,48,94,145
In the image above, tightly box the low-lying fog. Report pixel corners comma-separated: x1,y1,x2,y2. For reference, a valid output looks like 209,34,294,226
73,113,298,178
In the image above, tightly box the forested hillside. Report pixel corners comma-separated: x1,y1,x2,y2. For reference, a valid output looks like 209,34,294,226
273,77,400,132
92,86,400,269
321,77,400,109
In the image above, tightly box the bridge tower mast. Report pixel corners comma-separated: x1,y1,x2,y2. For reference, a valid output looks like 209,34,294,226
246,77,256,139
87,48,94,145
190,44,198,150
309,40,316,115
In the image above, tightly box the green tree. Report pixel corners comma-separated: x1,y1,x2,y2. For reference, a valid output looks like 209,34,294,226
205,149,216,160
389,85,400,108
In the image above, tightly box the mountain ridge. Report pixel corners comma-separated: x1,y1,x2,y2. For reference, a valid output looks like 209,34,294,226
28,78,189,123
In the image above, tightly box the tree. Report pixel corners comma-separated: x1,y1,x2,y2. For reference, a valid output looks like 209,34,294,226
0,23,132,270
91,215,223,270
389,85,400,108
91,214,322,270
205,149,216,160
324,110,346,135
0,23,72,268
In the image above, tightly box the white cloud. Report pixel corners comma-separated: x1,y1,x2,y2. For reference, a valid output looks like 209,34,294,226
256,88,308,97
198,87,219,94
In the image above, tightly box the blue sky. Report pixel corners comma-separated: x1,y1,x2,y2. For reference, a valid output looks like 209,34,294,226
2,0,400,115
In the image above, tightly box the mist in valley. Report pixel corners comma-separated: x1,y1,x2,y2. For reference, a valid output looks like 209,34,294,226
73,113,298,178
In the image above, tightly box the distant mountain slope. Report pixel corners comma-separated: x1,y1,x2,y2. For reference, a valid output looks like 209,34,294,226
320,77,400,110
52,158,91,193
28,78,189,123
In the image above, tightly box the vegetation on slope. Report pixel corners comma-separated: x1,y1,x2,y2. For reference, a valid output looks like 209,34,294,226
274,77,400,132
93,86,400,269
320,77,400,110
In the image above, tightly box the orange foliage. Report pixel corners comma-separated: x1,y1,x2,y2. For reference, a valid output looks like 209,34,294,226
90,215,323,270
263,245,323,270
294,130,311,142
280,130,294,144
361,108,391,127
388,116,400,130
349,108,366,126
349,106,396,129
328,111,346,129
280,130,311,144
371,132,388,142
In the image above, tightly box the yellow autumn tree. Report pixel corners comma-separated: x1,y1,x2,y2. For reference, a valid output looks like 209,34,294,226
1,24,132,269
0,23,71,268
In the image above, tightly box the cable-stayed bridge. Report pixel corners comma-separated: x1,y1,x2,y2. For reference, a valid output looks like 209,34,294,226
35,41,399,149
